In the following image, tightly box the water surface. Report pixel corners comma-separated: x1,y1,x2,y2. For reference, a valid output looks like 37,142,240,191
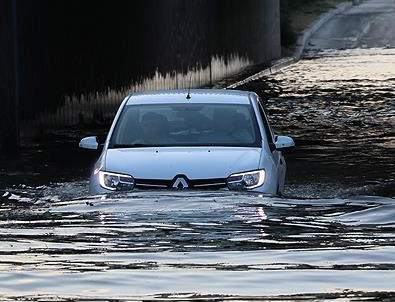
1,48,395,301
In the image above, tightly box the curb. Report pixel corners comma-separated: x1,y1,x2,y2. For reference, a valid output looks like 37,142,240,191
227,1,353,89
226,57,296,89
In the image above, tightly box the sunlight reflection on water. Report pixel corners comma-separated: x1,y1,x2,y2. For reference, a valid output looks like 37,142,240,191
1,191,395,300
1,48,395,301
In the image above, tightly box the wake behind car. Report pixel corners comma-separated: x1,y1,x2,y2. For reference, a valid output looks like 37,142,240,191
79,89,294,195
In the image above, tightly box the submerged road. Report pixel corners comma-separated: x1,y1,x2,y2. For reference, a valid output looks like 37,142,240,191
238,0,395,198
306,0,395,50
240,48,395,198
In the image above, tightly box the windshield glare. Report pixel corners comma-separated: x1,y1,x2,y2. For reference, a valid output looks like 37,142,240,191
110,103,261,148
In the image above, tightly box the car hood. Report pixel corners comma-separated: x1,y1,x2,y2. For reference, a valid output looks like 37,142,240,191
104,147,261,179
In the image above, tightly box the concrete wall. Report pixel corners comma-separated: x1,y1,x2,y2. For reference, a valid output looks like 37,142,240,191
0,0,19,154
1,0,281,145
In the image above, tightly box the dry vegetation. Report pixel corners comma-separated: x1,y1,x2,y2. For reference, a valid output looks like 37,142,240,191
281,0,346,51
291,0,346,33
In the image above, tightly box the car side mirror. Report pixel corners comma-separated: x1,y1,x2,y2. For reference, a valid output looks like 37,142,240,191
274,136,295,151
79,136,99,150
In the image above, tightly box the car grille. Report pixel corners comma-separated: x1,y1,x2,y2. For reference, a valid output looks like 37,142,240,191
134,176,227,190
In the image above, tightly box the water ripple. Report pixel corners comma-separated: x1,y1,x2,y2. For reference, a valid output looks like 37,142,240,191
2,48,395,300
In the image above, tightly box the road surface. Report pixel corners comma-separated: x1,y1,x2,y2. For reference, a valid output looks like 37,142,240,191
305,0,395,51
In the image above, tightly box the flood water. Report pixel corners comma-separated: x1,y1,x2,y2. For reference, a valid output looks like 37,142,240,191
1,48,395,301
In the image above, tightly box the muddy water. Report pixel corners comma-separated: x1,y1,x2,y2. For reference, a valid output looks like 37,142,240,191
1,48,395,301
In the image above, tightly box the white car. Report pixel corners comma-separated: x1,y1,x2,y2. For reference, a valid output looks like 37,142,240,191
79,89,294,195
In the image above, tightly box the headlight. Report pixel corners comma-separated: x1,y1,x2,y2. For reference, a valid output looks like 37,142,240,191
98,171,135,191
227,169,265,190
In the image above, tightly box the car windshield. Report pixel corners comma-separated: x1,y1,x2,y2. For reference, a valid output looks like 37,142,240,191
109,103,261,148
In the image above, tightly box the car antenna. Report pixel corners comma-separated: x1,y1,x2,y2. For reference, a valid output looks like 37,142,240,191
186,70,192,100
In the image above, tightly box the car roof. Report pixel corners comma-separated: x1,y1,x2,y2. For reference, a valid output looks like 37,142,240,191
126,89,255,105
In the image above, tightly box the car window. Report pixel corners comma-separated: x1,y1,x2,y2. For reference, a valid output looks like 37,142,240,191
109,103,262,148
257,102,274,145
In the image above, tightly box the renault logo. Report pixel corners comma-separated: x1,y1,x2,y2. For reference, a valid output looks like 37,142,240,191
172,177,189,190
